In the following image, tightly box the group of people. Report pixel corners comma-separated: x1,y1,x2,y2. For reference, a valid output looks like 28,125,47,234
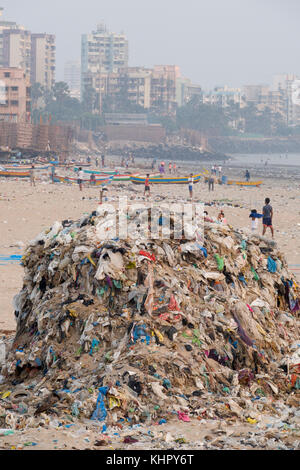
211,165,222,176
121,154,135,168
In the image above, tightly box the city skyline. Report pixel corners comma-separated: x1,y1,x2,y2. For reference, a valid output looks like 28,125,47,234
0,0,299,90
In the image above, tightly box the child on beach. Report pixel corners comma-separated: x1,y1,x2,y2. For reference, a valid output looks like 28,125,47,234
188,174,194,200
249,209,263,232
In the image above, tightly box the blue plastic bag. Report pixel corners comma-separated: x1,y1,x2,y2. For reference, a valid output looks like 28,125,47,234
91,386,109,422
267,257,277,273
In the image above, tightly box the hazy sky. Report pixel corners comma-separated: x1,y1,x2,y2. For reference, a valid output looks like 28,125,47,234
0,0,299,89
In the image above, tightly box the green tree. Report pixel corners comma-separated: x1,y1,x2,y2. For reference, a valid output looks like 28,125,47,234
52,82,70,102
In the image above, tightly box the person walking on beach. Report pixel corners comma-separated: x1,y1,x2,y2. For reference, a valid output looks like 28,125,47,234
188,173,194,200
90,173,96,186
101,155,105,167
50,164,55,183
144,174,151,199
245,170,250,182
99,186,108,205
208,174,215,191
173,162,176,174
30,165,36,187
95,157,99,168
169,162,172,174
262,198,274,239
78,167,84,192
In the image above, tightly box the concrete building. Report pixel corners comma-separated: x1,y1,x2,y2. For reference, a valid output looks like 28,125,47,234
243,85,269,103
204,86,244,108
81,23,128,100
271,74,300,126
0,67,31,122
31,34,56,90
105,67,152,110
122,67,152,109
82,66,152,113
150,65,180,115
64,60,81,100
2,28,31,79
0,8,55,89
0,7,24,67
176,77,202,107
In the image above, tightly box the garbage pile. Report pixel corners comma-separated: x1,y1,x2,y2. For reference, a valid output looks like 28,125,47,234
0,205,299,431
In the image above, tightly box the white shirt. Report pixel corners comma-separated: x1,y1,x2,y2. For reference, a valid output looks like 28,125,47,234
251,219,258,231
78,170,84,180
188,177,194,186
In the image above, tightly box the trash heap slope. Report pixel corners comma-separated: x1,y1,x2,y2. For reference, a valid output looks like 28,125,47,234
1,207,299,427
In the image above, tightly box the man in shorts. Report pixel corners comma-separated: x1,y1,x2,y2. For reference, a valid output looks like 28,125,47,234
77,167,84,192
262,198,274,239
144,174,151,198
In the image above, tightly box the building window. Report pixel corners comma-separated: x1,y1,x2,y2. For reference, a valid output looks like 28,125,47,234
10,100,19,106
11,86,19,92
4,72,10,78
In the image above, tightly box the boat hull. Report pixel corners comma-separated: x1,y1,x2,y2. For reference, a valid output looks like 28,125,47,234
2,165,50,171
0,171,30,178
75,168,116,175
53,175,112,185
227,180,263,186
130,174,202,185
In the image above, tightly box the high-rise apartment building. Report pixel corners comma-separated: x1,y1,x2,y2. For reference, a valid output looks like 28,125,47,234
0,7,24,67
2,29,31,78
31,34,56,90
0,8,55,89
64,60,81,100
81,23,128,104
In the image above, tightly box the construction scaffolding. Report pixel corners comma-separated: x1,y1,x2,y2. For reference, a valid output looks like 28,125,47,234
0,122,74,160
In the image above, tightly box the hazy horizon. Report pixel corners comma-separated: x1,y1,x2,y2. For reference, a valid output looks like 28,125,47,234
0,0,299,90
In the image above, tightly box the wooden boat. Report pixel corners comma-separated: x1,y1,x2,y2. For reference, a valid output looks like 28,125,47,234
2,164,51,171
53,175,113,186
0,170,30,178
227,180,263,187
77,168,117,175
113,173,139,182
130,174,202,185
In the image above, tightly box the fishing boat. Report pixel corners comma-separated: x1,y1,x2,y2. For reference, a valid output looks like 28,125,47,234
130,174,202,185
53,175,113,186
0,170,30,178
76,168,117,175
112,173,139,182
2,164,51,171
227,180,263,187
